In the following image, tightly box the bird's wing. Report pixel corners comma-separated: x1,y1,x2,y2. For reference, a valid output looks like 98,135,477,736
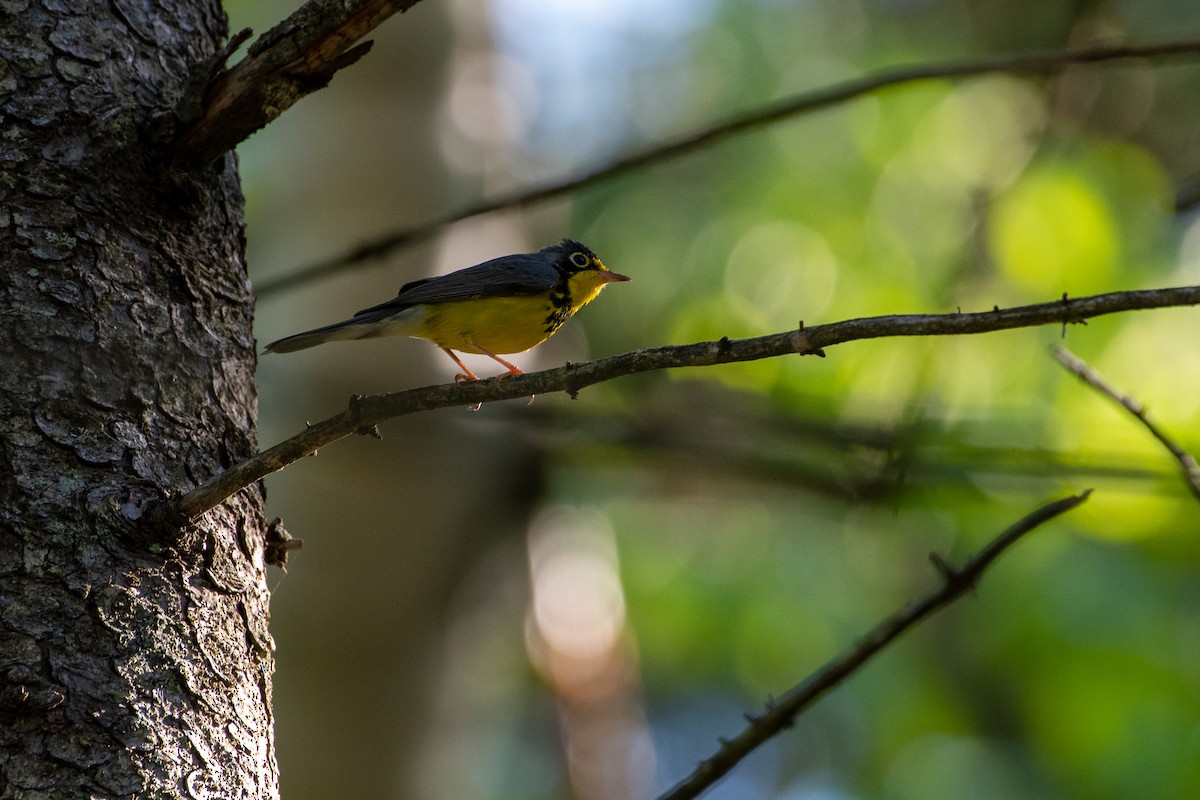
352,254,558,320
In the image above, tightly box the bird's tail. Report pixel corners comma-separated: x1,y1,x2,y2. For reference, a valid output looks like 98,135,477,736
262,318,377,354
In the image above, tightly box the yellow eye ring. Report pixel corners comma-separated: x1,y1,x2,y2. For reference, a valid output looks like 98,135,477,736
569,252,590,268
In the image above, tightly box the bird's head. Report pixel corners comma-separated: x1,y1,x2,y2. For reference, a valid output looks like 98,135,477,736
544,239,630,305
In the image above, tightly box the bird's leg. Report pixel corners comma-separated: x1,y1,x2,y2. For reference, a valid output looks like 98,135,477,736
440,348,484,411
467,341,524,378
440,347,480,382
469,341,535,405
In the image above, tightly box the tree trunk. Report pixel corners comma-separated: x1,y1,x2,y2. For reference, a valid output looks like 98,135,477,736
1,3,275,797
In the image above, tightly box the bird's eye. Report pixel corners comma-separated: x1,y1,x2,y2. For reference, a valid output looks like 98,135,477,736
569,252,590,268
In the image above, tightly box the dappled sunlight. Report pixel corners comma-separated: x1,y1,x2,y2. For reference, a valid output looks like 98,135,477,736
917,77,1045,189
527,509,627,676
438,51,536,173
1073,489,1191,541
927,338,1002,415
990,165,1119,295
836,341,930,420
525,507,656,800
490,0,718,167
1095,312,1200,424
863,79,1045,295
867,151,978,283
725,221,840,323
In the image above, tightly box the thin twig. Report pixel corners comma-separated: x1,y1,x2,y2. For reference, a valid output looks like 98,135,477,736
655,490,1091,800
254,38,1200,299
164,284,1200,521
1052,345,1200,501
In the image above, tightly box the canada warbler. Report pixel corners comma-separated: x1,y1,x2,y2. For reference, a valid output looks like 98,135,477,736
263,239,629,380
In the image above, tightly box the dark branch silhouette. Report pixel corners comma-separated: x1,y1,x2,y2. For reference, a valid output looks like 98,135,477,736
253,38,1200,298
167,284,1199,521
655,490,1091,800
171,0,426,165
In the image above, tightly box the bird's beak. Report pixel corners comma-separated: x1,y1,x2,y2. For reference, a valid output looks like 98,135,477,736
599,270,631,283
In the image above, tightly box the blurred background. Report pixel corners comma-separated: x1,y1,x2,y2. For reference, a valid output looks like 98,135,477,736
232,0,1200,798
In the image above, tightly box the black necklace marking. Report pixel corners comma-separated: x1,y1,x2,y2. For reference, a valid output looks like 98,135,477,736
543,276,574,333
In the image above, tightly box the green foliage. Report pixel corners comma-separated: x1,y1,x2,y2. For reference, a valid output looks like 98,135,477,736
534,3,1200,799
247,0,1200,797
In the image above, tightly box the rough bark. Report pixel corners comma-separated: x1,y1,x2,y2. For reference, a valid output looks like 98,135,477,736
0,2,274,797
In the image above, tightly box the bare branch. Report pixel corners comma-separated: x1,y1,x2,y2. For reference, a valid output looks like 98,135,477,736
1052,345,1200,501
170,0,425,165
253,38,1200,299
655,490,1091,800
164,284,1200,521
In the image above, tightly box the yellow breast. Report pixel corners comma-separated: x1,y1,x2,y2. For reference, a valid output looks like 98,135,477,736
410,295,557,354
408,270,619,355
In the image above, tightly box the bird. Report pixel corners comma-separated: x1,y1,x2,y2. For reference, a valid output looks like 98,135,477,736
263,239,629,381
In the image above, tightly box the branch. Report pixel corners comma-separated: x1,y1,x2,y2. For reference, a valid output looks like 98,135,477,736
170,0,426,165
1052,345,1200,501
166,284,1199,521
655,490,1091,800
254,38,1200,299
